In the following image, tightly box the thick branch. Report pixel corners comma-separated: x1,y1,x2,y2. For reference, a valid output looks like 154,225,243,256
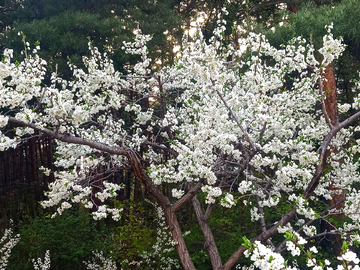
204,203,213,220
172,181,203,213
259,122,267,146
222,206,296,270
304,109,360,198
8,117,128,155
165,208,197,270
142,140,179,158
192,195,222,270
337,110,360,131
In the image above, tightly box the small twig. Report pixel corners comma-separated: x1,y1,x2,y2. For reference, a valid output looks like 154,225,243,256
275,197,345,253
258,122,267,146
256,195,275,248
215,87,256,151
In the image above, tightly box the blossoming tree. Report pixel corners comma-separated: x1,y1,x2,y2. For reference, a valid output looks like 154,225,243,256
1,15,360,269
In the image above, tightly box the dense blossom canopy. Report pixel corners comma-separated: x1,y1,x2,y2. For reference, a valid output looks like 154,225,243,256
1,15,360,269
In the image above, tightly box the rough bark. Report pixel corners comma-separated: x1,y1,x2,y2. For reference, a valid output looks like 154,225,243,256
166,208,197,270
192,195,222,270
322,62,344,256
323,63,339,126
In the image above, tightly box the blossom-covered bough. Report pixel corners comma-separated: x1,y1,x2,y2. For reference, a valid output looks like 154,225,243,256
0,227,20,270
1,15,360,269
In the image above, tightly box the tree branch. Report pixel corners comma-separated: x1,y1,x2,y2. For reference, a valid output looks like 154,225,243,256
222,206,297,270
304,109,360,198
192,195,222,269
172,180,203,213
275,197,345,253
142,140,179,158
215,88,257,151
8,117,128,155
256,195,275,248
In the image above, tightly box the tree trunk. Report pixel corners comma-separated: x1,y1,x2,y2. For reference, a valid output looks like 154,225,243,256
323,62,339,126
192,195,222,269
322,62,344,256
165,208,197,270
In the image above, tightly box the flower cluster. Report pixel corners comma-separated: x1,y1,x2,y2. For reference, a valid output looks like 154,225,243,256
244,241,286,270
220,193,236,208
201,185,222,204
243,233,360,270
319,23,346,67
288,194,316,219
32,250,51,270
83,251,117,270
172,188,185,199
338,250,360,265
0,228,20,270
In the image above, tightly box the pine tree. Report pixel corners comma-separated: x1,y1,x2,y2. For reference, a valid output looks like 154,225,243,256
0,0,182,77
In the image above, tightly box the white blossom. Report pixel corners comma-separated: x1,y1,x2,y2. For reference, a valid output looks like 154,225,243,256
83,251,117,270
172,189,185,199
32,250,51,270
338,250,360,264
0,228,20,270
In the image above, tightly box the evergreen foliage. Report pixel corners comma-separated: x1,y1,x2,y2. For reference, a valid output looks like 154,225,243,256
7,207,112,270
0,0,182,76
268,0,360,47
